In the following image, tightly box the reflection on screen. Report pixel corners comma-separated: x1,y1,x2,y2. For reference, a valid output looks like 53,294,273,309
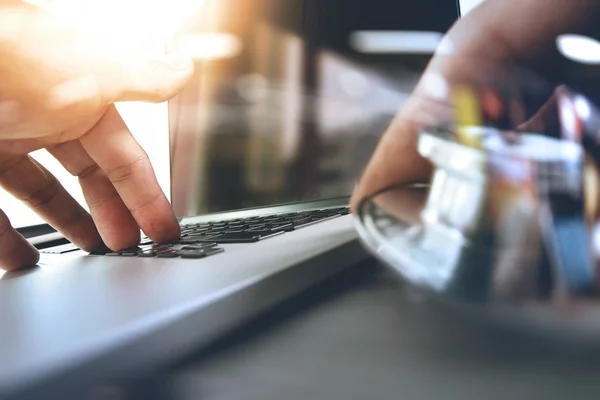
169,0,434,218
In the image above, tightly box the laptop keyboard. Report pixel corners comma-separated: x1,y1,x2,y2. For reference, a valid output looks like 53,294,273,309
41,207,350,259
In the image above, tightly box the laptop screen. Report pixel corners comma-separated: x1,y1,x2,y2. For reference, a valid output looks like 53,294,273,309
168,0,458,218
1,0,459,227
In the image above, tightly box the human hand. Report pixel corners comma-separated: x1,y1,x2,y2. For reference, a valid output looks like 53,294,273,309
350,0,600,210
0,1,193,270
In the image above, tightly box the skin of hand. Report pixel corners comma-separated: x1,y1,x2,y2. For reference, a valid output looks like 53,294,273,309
0,0,194,270
351,0,600,210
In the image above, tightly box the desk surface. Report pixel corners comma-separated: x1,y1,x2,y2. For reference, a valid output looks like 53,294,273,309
165,264,600,400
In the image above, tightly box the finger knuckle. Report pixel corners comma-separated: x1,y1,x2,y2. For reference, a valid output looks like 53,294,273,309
22,176,61,208
150,87,176,103
0,156,27,177
130,191,162,216
85,190,120,210
77,163,101,180
55,208,91,232
105,155,148,184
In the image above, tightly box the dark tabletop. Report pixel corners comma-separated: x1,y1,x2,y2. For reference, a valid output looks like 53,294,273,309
146,262,600,400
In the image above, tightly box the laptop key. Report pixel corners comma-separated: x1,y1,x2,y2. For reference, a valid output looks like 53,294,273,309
227,223,249,229
118,247,141,257
248,224,267,230
309,213,331,219
176,250,207,259
294,214,341,229
263,218,288,224
204,247,225,256
181,244,218,251
291,216,311,223
156,250,178,258
223,229,245,235
180,239,204,245
151,244,173,251
213,230,284,243
204,229,226,234
137,251,156,258
246,229,284,236
77,208,350,257
180,235,221,244
214,234,260,243
156,254,178,258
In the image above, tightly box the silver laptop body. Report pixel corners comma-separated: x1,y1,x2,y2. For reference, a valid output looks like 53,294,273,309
0,5,373,398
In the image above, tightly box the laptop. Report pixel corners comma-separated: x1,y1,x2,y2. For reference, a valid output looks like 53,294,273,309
0,0,468,397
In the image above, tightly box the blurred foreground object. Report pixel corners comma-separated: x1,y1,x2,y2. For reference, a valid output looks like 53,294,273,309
354,86,600,344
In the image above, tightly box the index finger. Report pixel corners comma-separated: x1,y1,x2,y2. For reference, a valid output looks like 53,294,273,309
79,105,180,244
0,208,39,271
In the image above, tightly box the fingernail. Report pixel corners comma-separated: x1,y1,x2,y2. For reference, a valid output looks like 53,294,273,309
164,53,194,71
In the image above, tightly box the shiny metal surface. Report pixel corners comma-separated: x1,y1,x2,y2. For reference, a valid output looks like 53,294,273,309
354,184,600,344
354,128,600,345
1,214,368,399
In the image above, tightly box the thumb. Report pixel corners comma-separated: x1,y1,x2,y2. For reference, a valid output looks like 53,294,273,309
101,52,194,103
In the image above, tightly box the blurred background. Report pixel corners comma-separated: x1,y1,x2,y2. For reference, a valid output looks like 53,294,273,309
168,0,459,217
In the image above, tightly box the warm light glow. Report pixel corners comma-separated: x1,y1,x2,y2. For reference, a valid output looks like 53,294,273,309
236,74,268,102
171,33,243,61
350,31,444,54
46,75,100,110
25,0,206,47
557,34,600,65
0,0,182,230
